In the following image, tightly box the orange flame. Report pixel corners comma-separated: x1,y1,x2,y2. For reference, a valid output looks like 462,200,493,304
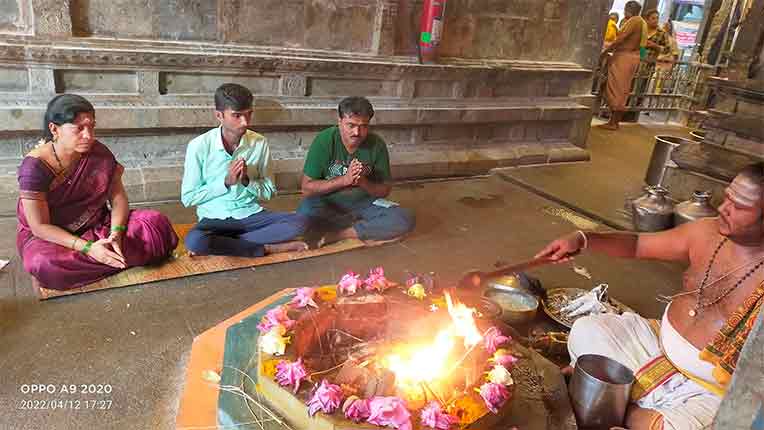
444,291,482,348
381,291,483,402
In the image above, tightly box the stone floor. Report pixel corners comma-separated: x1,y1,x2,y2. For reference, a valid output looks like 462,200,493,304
0,122,689,430
496,119,694,230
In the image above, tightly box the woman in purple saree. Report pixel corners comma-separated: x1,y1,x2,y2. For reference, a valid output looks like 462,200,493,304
17,94,178,290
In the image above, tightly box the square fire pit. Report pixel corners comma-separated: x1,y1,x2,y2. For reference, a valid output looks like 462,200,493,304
217,283,578,430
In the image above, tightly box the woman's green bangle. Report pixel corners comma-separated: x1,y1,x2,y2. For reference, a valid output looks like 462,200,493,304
81,240,93,254
111,225,127,232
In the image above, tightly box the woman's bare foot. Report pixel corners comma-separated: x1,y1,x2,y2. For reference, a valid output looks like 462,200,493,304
264,241,309,254
561,365,574,376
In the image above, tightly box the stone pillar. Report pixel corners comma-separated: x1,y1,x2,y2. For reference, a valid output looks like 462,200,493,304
372,0,398,56
569,0,612,69
32,0,72,37
702,0,736,64
727,0,764,82
695,0,723,54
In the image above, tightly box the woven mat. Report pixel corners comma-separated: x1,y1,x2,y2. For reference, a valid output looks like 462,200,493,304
35,224,391,300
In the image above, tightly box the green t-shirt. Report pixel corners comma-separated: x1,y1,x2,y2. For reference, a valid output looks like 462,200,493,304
303,126,391,205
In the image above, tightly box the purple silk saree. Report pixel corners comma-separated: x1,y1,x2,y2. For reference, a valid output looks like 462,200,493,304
17,141,178,290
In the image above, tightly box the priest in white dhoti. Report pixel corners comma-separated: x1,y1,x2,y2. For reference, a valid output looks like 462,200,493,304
536,163,764,430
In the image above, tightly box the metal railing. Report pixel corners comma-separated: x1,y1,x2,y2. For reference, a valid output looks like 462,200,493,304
593,58,714,119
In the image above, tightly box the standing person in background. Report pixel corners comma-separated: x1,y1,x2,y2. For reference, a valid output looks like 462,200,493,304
645,9,670,62
634,9,670,110
655,20,681,94
604,12,620,47
598,1,646,130
658,20,680,64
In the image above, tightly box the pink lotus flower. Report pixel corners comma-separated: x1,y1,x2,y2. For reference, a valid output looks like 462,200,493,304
275,358,307,393
367,396,412,430
307,379,343,416
478,382,510,414
343,396,371,422
493,350,519,370
420,401,457,429
291,287,318,309
257,306,295,333
483,326,511,354
364,267,389,292
338,272,363,295
405,273,420,288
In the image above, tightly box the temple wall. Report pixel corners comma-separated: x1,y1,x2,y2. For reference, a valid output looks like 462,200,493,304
0,0,611,213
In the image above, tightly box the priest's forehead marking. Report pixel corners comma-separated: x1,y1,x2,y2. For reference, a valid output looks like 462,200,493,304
726,172,763,208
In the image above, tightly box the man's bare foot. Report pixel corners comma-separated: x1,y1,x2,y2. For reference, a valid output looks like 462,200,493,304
316,235,328,249
264,241,309,254
597,123,619,130
317,227,358,248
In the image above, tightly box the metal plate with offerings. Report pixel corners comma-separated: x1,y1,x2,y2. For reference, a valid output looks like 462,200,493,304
541,288,636,329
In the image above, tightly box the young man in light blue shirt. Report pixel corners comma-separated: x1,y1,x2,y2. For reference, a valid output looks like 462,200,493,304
181,83,308,256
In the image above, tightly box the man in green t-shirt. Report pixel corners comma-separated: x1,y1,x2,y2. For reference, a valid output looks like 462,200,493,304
298,96,415,245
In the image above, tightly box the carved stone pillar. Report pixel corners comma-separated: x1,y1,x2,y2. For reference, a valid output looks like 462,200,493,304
28,67,56,95
280,75,307,97
702,0,735,63
32,0,72,37
372,0,399,56
138,71,160,97
727,0,764,82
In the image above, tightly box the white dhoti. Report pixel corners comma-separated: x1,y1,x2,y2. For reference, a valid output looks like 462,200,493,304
568,309,721,430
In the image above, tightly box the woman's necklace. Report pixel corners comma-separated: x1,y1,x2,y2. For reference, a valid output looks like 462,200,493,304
50,141,73,185
51,141,65,172
688,237,764,317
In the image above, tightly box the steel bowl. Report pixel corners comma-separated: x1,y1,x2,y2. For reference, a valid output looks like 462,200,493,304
483,288,539,326
486,274,531,294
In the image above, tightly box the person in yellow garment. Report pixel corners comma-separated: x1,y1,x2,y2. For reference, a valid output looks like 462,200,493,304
536,163,764,430
604,12,620,46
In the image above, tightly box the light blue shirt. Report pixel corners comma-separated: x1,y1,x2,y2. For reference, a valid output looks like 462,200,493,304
181,127,276,220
